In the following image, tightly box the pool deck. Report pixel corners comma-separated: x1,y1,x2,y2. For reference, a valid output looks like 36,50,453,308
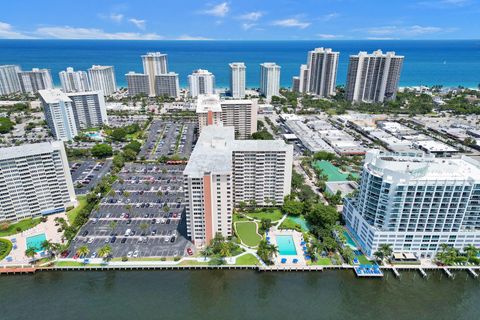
268,228,307,266
1,212,68,265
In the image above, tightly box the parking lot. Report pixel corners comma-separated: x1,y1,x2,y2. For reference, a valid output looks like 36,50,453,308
139,119,197,161
68,163,194,259
70,160,112,195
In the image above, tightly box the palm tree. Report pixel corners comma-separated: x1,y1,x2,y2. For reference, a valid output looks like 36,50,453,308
76,245,90,258
219,242,232,257
200,246,213,260
256,240,278,264
40,240,53,253
373,251,384,264
25,247,37,261
139,223,149,234
463,245,478,263
97,245,112,261
109,221,117,232
379,244,393,260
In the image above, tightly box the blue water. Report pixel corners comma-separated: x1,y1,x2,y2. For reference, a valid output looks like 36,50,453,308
343,231,358,250
0,40,479,88
26,233,46,253
276,235,297,256
288,215,310,231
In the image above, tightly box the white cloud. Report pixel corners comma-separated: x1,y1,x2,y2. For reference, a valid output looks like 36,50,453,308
321,13,339,21
35,26,163,40
0,22,34,39
316,34,343,39
238,11,263,21
129,18,146,30
366,25,444,36
176,35,212,40
272,18,310,29
201,2,229,17
109,13,124,23
242,23,257,30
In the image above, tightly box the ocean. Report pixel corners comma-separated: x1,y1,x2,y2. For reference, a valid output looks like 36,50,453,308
0,40,479,89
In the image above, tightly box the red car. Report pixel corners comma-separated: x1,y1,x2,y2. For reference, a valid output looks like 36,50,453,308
186,248,193,256
73,253,79,259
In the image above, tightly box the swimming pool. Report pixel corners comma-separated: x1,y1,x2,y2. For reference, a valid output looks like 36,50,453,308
343,231,358,250
26,233,46,253
276,235,297,255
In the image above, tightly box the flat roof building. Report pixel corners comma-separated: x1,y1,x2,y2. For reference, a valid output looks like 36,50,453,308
0,141,76,222
88,65,117,96
18,68,53,94
0,65,21,95
195,94,258,139
184,125,293,245
344,150,480,259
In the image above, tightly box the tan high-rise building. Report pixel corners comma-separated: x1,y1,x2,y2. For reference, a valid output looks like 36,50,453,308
195,94,257,139
184,125,293,246
142,52,168,96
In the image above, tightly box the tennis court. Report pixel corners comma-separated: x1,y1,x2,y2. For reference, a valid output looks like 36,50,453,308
313,160,349,182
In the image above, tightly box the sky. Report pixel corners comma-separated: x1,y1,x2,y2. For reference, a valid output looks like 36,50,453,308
0,0,479,40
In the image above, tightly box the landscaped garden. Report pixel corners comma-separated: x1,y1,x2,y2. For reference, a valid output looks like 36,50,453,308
0,238,12,260
66,195,87,224
235,221,262,247
235,253,259,265
244,208,283,221
0,218,42,237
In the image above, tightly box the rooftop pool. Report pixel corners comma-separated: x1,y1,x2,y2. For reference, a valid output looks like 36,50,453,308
26,233,46,253
276,235,297,256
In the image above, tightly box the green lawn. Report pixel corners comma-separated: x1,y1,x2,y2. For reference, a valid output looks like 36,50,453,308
308,257,332,266
355,255,371,265
178,259,210,266
66,195,87,224
313,160,358,182
55,261,103,267
278,218,302,232
245,208,283,221
235,221,262,247
235,253,259,265
0,218,42,237
0,238,13,261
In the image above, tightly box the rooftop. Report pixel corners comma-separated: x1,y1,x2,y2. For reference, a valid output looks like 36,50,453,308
0,141,64,161
38,89,71,104
184,125,292,177
365,150,480,181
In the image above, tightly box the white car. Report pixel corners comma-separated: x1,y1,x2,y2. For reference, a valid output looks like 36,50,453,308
127,251,133,258
133,250,139,258
87,238,94,244
91,252,97,258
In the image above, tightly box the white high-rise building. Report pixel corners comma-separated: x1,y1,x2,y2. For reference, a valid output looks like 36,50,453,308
59,67,90,93
345,50,404,103
298,64,309,93
88,65,117,96
142,52,168,96
229,62,246,99
18,68,53,94
155,72,180,98
306,47,339,97
259,62,280,99
39,89,78,141
67,91,108,130
0,65,21,95
195,94,258,139
126,72,150,96
188,69,215,98
344,150,480,259
184,125,293,245
0,141,76,222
